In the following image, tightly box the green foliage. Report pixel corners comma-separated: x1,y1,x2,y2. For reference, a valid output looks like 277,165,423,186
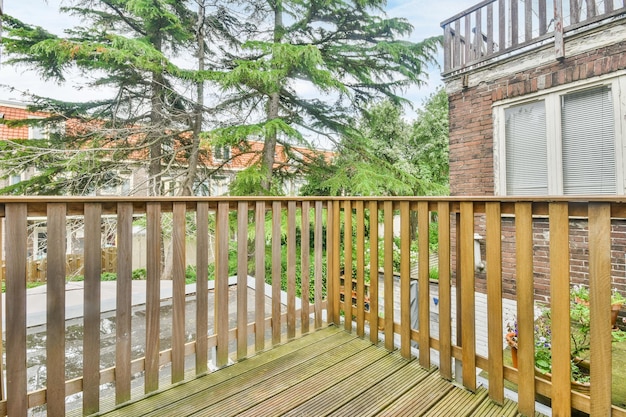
132,268,147,280
302,91,449,198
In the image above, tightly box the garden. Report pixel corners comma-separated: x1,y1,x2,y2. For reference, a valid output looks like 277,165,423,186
505,285,626,408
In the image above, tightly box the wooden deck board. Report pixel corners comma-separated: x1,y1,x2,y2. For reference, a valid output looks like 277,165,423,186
99,326,534,417
282,352,409,417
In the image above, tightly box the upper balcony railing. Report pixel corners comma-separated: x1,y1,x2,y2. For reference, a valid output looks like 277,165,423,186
441,0,626,75
1,196,626,416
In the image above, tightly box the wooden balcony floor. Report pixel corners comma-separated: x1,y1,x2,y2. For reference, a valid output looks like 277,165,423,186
100,326,523,417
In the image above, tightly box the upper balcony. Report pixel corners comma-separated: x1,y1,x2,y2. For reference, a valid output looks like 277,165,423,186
441,0,626,76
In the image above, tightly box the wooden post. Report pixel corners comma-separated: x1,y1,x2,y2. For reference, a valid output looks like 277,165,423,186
301,201,311,334
555,0,565,59
589,203,612,416
196,202,209,373
47,204,67,415
6,203,27,416
171,202,186,383
237,202,249,357
254,201,266,350
418,202,430,367
271,201,282,345
486,202,504,404
287,201,297,339
116,203,133,402
515,202,535,416
384,201,394,351
460,202,476,392
368,201,380,344
438,202,452,380
356,201,366,337
84,203,102,415
400,201,411,359
145,202,161,392
549,202,571,414
343,200,353,332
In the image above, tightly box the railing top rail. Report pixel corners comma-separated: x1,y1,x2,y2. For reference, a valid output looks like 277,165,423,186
2,195,626,203
440,0,497,27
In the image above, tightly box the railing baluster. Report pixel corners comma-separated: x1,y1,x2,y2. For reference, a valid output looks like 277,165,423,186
454,20,461,68
6,203,27,416
515,202,535,415
271,201,282,345
549,202,571,414
0,217,4,403
587,0,597,18
368,201,380,344
237,201,249,358
464,14,472,62
589,203,612,416
301,201,311,334
216,201,230,367
486,202,504,404
444,24,452,72
487,3,494,54
383,201,394,351
524,0,532,41
145,202,161,392
172,202,186,383
400,201,411,359
539,0,547,35
343,200,353,332
460,201,476,391
437,202,452,380
418,202,430,367
475,10,483,59
314,201,324,329
116,203,133,403
510,0,519,46
287,201,297,339
606,0,614,13
356,200,365,337
499,0,506,50
330,201,341,325
571,0,580,24
47,203,66,415
254,201,266,350
84,203,102,415
196,202,209,373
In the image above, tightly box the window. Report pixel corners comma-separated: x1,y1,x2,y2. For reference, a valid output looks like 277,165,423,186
213,145,231,161
496,78,624,196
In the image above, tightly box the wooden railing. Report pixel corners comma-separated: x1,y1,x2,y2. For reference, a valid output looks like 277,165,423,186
441,0,626,74
1,196,626,416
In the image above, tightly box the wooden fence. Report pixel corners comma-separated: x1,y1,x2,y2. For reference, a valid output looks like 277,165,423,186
0,247,117,283
0,197,625,417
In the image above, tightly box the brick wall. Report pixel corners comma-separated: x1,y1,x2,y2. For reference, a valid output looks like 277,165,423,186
446,39,626,308
448,40,626,197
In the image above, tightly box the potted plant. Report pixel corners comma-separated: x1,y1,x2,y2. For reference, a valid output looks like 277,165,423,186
505,318,518,368
505,285,626,393
571,284,625,329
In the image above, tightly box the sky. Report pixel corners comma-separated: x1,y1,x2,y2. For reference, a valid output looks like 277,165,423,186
0,0,476,117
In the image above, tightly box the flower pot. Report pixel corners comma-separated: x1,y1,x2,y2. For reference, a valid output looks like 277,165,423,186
534,367,590,395
505,333,518,368
611,303,623,330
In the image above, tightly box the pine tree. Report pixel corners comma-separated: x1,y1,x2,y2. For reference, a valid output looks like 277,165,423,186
212,0,441,194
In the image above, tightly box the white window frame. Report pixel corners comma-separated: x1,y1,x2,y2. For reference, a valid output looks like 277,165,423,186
494,72,626,196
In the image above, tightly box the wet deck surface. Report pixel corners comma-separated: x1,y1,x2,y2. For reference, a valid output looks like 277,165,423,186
99,326,526,417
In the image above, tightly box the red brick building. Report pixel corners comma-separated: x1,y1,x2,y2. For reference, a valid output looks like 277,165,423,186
441,0,626,301
0,100,333,196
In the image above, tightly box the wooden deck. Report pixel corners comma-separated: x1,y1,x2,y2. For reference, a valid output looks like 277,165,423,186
100,326,524,417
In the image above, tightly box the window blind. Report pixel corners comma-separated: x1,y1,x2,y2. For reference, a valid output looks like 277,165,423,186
561,86,616,195
505,100,548,195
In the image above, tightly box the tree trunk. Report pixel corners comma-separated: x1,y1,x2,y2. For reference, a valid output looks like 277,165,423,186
260,0,283,194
